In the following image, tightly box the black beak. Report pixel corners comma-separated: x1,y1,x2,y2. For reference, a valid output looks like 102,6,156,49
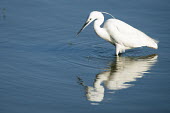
77,21,89,36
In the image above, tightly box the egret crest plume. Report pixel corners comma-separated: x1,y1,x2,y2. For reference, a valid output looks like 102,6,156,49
101,12,115,18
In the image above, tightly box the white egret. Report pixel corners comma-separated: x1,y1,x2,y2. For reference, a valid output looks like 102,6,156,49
77,11,158,56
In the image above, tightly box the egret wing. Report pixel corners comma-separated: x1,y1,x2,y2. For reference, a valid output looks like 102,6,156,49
104,19,158,49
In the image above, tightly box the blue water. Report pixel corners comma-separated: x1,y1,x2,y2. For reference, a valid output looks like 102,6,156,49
0,0,170,113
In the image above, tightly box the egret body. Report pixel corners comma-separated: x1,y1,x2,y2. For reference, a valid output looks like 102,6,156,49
77,11,158,56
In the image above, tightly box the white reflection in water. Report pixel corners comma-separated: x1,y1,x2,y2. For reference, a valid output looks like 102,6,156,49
77,54,158,103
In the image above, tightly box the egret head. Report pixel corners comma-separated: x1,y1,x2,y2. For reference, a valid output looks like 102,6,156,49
77,11,103,35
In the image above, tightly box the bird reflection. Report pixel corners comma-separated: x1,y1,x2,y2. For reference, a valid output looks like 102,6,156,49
77,54,158,103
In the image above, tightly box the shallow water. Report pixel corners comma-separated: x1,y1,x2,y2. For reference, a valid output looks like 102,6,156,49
0,0,170,113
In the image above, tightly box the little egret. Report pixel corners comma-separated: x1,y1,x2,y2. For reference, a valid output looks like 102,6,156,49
77,11,158,56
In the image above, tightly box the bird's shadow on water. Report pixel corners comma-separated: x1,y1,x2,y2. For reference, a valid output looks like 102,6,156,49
77,54,158,105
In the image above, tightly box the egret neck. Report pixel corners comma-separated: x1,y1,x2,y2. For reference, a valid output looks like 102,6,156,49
94,17,111,42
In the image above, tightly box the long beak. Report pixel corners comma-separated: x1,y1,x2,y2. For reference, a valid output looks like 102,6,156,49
77,21,90,36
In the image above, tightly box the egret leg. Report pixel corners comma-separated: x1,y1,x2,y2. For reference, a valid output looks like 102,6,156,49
115,44,126,56
115,44,120,56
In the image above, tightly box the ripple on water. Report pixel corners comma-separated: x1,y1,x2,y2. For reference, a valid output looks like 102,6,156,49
55,35,158,70
55,38,116,69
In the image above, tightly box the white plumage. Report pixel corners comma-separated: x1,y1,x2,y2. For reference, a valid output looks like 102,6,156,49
77,11,158,56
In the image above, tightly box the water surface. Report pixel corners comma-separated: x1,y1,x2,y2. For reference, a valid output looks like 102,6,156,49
0,0,170,113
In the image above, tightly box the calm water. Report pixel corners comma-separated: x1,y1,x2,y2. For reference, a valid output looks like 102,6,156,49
0,0,170,113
